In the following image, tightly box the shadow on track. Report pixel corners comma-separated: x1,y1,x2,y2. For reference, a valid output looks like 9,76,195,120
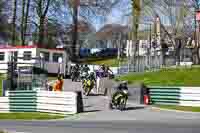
83,110,101,113
87,94,104,96
125,106,145,111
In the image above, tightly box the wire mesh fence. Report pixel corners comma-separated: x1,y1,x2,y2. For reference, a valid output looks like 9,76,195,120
118,48,193,74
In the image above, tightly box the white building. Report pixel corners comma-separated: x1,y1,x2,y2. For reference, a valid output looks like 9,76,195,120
0,45,67,74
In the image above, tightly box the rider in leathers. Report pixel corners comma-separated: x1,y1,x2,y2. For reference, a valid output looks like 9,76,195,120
82,65,90,74
111,81,128,106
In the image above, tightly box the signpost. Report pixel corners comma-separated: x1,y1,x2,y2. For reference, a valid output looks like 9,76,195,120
58,57,63,75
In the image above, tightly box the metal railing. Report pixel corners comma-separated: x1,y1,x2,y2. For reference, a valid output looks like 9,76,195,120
118,48,193,74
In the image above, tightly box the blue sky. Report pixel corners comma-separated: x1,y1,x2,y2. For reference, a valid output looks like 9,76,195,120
95,0,200,31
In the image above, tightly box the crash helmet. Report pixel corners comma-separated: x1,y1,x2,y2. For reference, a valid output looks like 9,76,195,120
121,81,128,87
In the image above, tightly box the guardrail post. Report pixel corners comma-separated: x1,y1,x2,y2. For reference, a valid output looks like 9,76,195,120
76,91,84,113
140,84,149,104
2,80,8,97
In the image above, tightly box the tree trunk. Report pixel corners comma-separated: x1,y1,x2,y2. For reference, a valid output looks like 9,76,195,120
131,0,140,70
37,0,51,46
192,47,200,64
21,0,26,46
175,48,181,66
38,17,45,45
71,4,78,62
12,0,17,45
24,0,31,45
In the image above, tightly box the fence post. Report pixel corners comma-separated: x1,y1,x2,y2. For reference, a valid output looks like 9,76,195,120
2,80,8,97
76,91,84,113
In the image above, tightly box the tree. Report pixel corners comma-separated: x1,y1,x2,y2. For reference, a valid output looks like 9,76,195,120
191,0,200,64
66,0,120,62
124,0,195,66
155,0,199,65
12,0,17,45
35,0,51,45
21,0,26,45
20,0,31,46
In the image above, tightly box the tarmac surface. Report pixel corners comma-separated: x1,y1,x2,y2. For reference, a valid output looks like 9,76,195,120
0,79,200,133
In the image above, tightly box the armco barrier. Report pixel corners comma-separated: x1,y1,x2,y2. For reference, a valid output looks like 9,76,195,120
3,90,82,114
8,91,37,112
149,86,200,107
37,91,77,114
0,97,9,113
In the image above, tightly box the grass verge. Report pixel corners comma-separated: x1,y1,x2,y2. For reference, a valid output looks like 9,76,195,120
155,105,200,112
0,78,2,96
0,112,65,120
116,67,200,86
83,58,127,67
0,76,5,96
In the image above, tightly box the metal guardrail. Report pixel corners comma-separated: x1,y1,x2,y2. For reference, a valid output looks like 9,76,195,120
149,87,200,107
1,90,82,114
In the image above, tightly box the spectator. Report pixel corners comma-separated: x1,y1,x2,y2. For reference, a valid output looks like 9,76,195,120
105,66,113,77
53,74,63,91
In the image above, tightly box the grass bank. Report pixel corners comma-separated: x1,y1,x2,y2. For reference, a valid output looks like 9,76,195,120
82,58,127,67
0,112,65,120
155,105,200,112
0,76,5,96
116,67,200,86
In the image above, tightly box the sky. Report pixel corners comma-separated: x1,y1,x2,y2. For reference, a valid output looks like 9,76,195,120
95,0,130,30
95,0,200,31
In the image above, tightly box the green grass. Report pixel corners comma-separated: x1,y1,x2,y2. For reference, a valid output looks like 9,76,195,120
48,76,57,81
116,67,200,86
84,58,127,67
0,76,5,96
0,112,66,120
156,105,200,112
0,79,2,96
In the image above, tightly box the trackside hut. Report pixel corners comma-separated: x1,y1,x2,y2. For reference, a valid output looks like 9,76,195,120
0,45,67,74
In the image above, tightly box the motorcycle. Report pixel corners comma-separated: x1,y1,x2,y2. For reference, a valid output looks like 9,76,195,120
82,72,96,96
109,89,128,111
71,67,80,82
80,71,89,81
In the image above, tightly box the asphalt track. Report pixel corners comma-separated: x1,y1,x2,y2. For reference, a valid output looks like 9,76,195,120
0,79,200,133
0,120,200,133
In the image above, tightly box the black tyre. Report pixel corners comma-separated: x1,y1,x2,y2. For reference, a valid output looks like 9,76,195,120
109,102,113,110
119,98,126,111
85,90,90,96
83,86,87,95
104,88,108,96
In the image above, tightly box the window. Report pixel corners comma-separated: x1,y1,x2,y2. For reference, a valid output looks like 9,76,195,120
40,51,49,61
23,51,32,60
0,52,4,61
53,53,63,62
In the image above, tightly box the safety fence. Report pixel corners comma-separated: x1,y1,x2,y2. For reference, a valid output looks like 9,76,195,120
149,87,200,107
0,97,9,113
0,90,82,114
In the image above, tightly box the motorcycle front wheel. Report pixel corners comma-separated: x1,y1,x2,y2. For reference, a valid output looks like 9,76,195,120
119,98,127,111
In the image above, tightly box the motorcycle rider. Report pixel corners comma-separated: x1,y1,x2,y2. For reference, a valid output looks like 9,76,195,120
74,64,80,71
111,81,128,107
82,64,90,75
105,66,113,78
71,64,80,81
80,64,90,80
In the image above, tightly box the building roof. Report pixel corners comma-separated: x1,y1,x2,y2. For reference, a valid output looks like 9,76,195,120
96,24,129,40
0,44,65,51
